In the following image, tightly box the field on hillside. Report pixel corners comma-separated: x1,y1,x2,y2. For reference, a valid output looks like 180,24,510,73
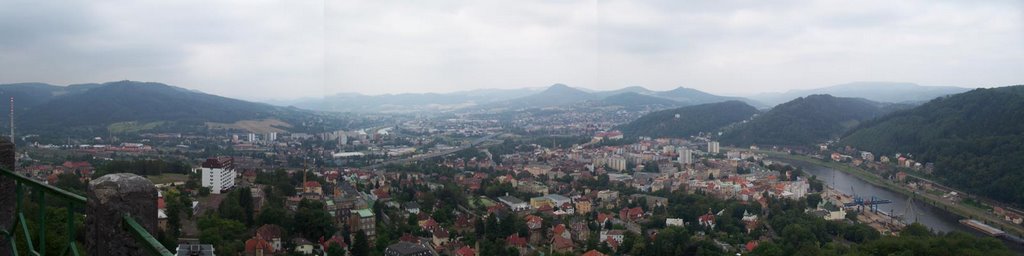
206,118,291,133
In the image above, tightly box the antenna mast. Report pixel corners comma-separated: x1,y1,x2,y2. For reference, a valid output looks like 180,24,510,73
9,97,13,142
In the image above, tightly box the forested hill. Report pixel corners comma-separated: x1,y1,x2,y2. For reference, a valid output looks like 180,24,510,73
615,101,758,138
2,81,308,133
842,85,1024,206
720,94,900,146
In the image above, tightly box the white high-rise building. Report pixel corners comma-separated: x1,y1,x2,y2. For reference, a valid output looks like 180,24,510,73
708,141,720,154
247,133,257,142
267,132,277,141
200,157,236,194
608,156,627,171
678,148,693,164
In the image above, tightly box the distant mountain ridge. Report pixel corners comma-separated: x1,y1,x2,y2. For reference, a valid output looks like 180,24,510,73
0,81,305,132
277,84,754,112
268,81,963,113
596,92,680,109
482,84,758,111
752,82,971,106
616,101,759,139
720,94,905,146
277,88,541,113
484,84,600,109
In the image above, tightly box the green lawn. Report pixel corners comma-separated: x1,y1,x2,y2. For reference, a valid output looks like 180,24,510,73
146,173,189,184
469,196,498,208
108,121,165,133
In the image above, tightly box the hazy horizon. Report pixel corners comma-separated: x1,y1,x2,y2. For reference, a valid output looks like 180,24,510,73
1,1,1021,101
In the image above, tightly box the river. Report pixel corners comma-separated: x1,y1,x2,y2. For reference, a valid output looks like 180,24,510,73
780,159,1024,253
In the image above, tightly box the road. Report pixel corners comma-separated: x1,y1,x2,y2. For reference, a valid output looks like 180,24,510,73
365,133,503,169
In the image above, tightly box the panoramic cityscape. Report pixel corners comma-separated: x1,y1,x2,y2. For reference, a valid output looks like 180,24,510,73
0,1,1023,256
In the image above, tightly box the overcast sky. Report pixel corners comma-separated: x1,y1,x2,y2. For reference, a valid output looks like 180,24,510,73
1,1,1021,101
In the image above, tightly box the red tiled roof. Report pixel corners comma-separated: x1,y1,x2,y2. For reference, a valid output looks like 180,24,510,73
525,215,543,224
244,237,275,254
552,224,567,236
606,237,620,249
551,235,574,250
400,233,419,243
455,246,476,256
745,240,759,252
322,235,347,249
256,224,284,240
506,234,527,247
303,181,321,188
433,227,449,238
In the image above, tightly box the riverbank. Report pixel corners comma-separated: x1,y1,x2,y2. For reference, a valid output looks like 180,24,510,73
761,150,1024,238
821,185,906,235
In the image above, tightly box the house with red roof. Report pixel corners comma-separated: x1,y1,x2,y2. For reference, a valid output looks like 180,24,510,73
455,246,476,256
619,207,644,222
302,181,323,195
244,237,276,256
432,227,450,247
605,237,620,251
745,240,759,252
596,213,613,229
525,215,543,230
506,234,528,250
552,224,570,240
419,218,439,231
582,249,607,256
699,211,716,229
255,224,284,251
550,235,574,253
321,235,347,251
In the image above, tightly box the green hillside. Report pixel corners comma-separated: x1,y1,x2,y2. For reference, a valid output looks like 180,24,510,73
720,94,897,146
616,101,758,138
843,85,1024,206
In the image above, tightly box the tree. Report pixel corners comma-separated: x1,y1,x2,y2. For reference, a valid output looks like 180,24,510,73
238,187,254,225
293,200,336,240
327,243,345,256
53,173,86,194
218,190,246,223
198,215,246,256
351,230,370,256
805,194,822,209
751,241,786,256
257,206,287,226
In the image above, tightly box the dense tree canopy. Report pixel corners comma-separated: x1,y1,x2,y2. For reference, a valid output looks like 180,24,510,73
843,85,1024,206
616,101,759,139
721,95,901,146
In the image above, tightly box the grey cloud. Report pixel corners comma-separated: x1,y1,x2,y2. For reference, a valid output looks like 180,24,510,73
0,1,1021,100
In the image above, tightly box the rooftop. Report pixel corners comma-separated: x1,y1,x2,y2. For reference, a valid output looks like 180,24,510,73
354,208,374,218
386,241,429,254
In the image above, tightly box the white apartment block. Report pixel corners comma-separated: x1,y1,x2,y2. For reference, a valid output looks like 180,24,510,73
200,157,236,194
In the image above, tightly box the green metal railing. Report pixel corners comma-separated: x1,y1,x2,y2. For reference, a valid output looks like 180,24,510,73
123,215,174,256
0,168,173,256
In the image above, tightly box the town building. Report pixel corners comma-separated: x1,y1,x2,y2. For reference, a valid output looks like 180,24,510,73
349,208,376,243
708,141,720,154
200,157,236,194
498,196,529,211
